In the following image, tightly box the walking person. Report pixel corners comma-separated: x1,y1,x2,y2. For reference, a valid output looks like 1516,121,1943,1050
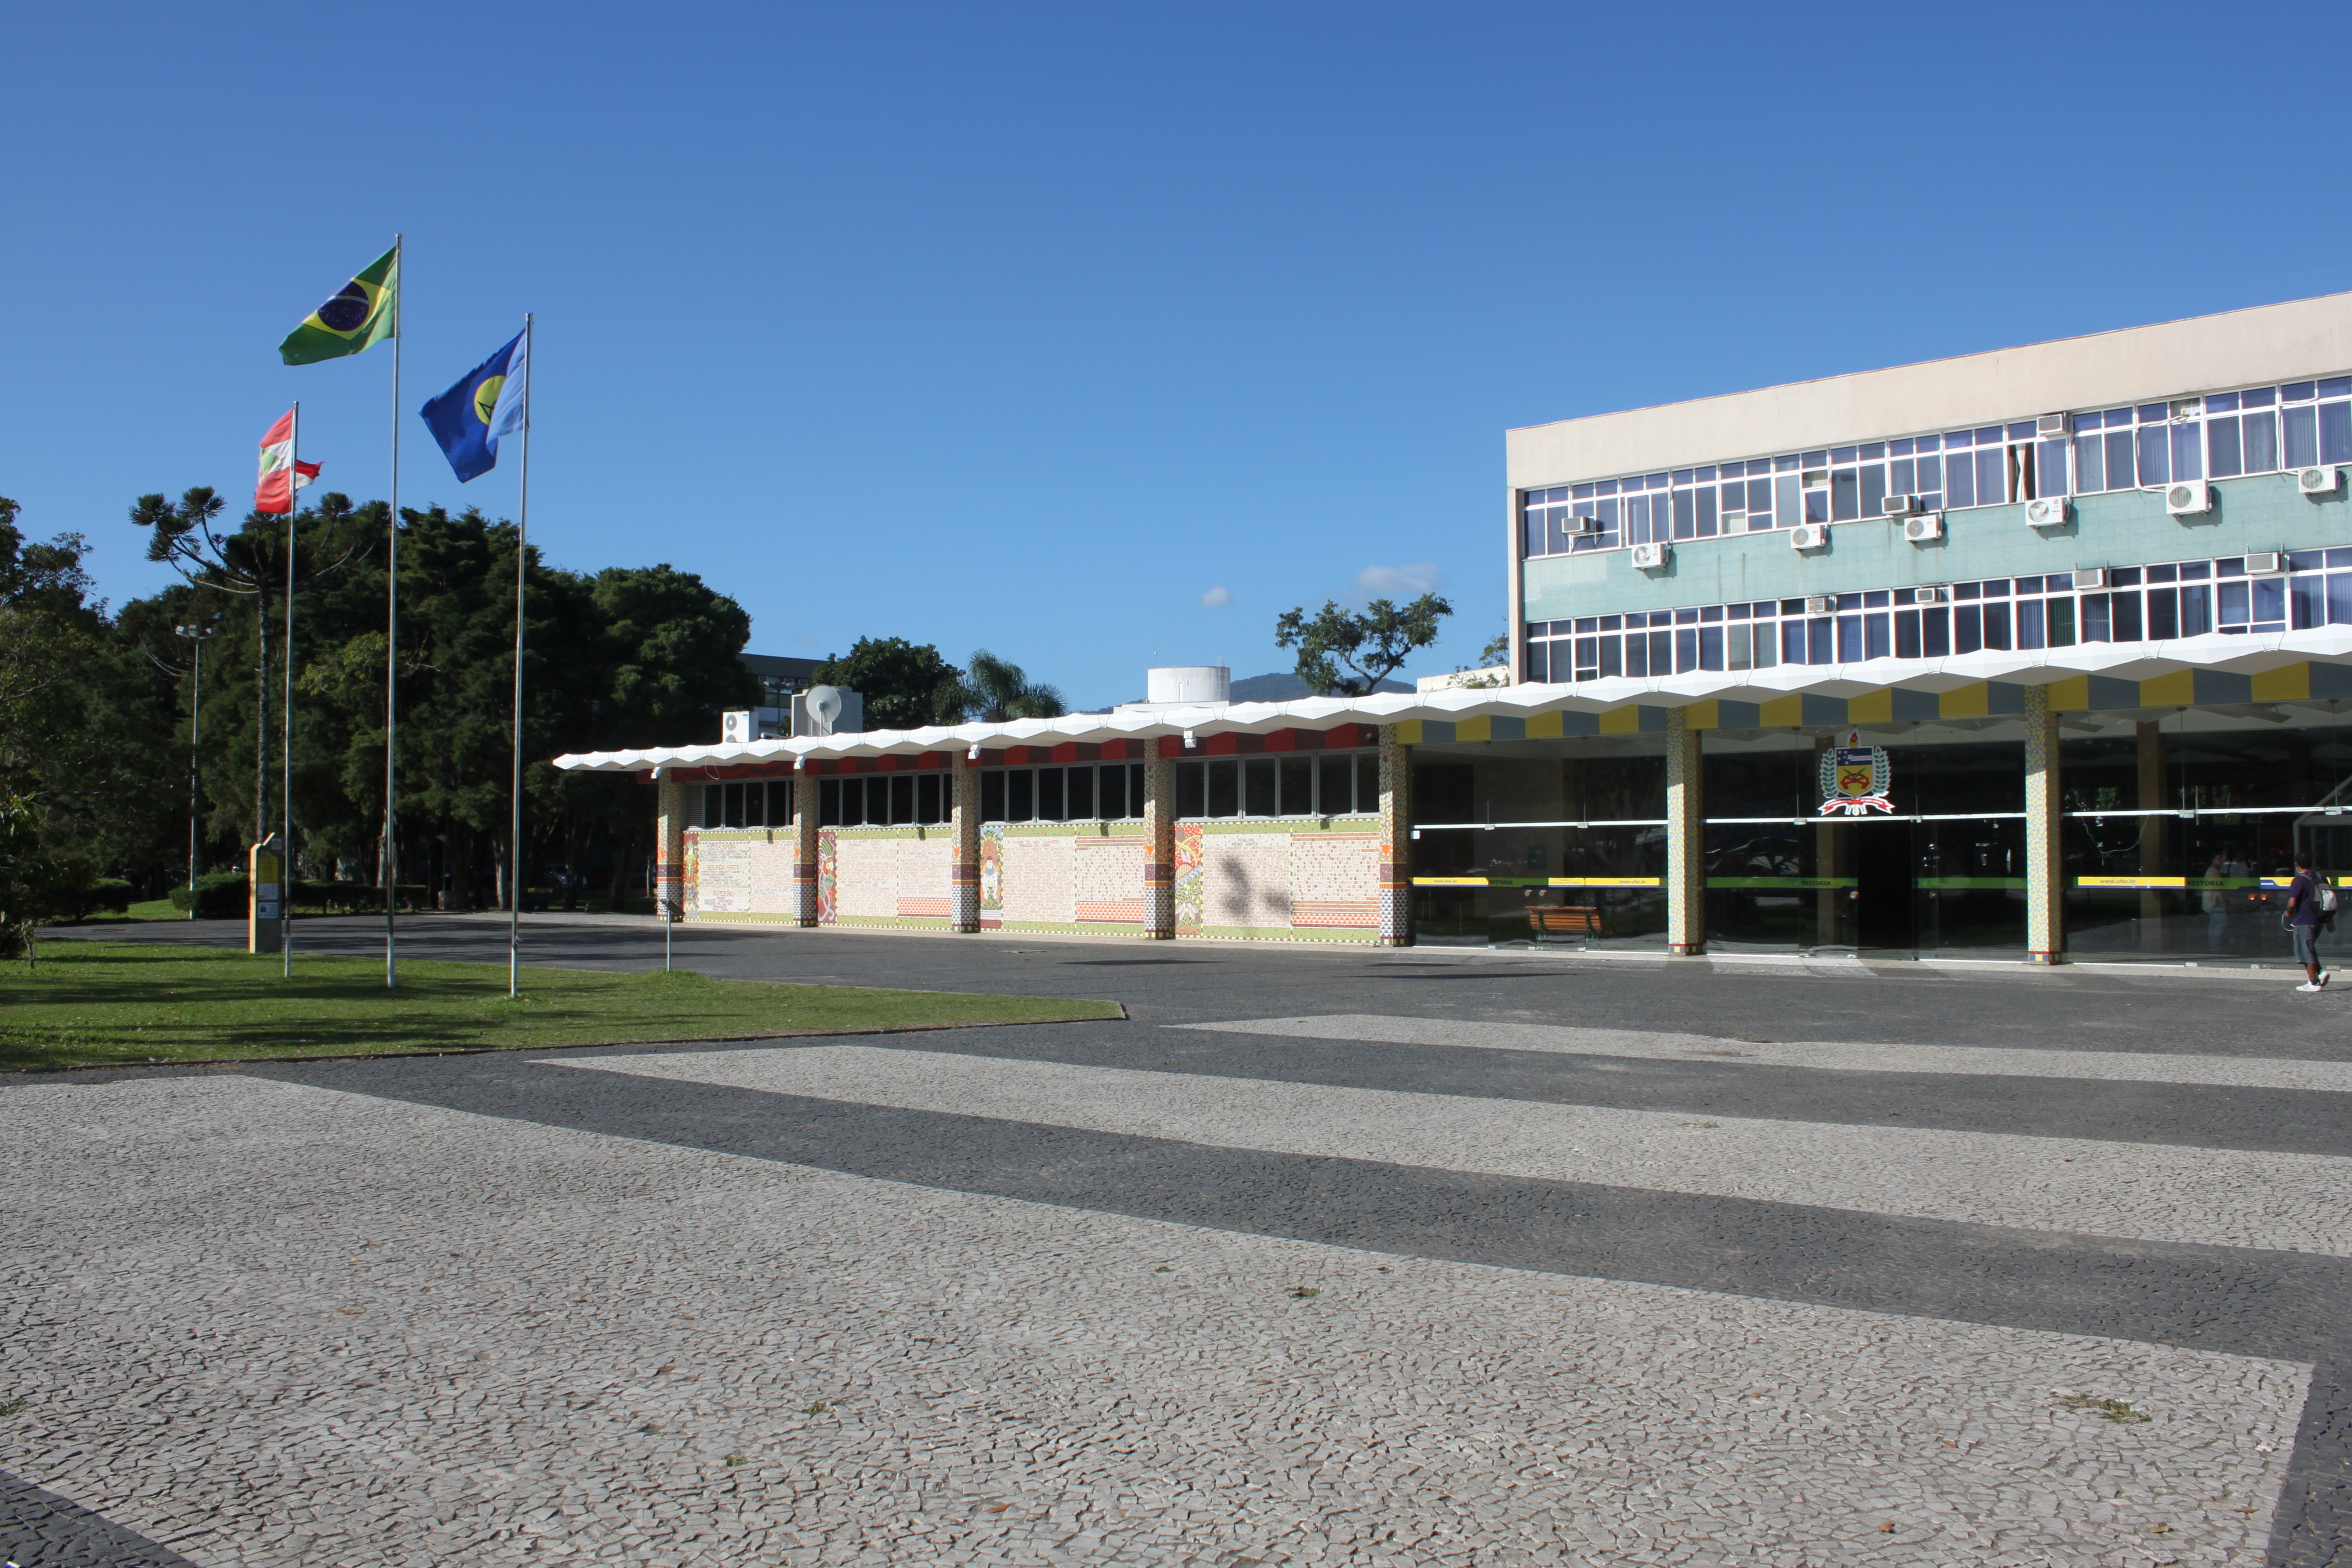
2284,851,2335,992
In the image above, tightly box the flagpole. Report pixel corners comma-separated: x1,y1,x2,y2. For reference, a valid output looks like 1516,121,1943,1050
509,313,531,999
284,400,299,980
385,234,402,989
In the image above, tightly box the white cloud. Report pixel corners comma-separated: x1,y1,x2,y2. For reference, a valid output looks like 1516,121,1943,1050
1355,562,1443,597
1199,585,1234,608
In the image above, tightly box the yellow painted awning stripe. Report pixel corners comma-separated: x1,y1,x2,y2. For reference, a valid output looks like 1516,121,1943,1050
1938,683,1989,719
2251,663,2311,703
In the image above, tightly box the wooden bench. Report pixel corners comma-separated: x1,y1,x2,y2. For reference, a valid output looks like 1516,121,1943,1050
1527,904,1604,940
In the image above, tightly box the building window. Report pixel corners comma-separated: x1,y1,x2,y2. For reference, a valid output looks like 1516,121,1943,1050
978,762,1148,825
1521,545,2352,678
1523,377,2352,562
701,779,792,828
1171,751,1378,821
819,774,947,827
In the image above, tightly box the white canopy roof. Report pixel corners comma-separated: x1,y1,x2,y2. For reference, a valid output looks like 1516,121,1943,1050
551,628,2352,773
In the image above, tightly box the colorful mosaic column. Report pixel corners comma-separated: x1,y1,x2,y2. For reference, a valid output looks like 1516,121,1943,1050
1377,725,1413,947
1142,748,1175,939
2024,685,2064,964
792,767,820,928
654,770,685,922
1664,707,1705,956
950,751,982,933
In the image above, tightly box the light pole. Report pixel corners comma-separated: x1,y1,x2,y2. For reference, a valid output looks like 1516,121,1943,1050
174,622,222,917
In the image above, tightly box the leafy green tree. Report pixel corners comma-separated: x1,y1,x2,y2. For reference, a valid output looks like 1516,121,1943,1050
0,500,172,942
954,649,1065,722
0,793,96,963
282,515,754,911
26,489,763,915
129,487,371,858
812,638,964,730
585,562,759,746
1274,594,1454,696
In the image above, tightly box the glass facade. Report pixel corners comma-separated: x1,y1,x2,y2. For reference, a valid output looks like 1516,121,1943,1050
1408,739,1668,947
2060,707,2352,961
1702,726,2027,955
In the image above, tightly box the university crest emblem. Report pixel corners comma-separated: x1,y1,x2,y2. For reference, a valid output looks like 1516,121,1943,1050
1818,730,1893,816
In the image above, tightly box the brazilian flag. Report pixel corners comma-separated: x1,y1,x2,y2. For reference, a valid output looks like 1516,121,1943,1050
279,244,399,364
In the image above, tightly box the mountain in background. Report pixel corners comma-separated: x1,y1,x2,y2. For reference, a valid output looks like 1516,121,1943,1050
1228,671,1413,702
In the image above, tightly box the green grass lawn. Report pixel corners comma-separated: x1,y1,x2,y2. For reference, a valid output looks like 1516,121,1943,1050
1,941,1120,1071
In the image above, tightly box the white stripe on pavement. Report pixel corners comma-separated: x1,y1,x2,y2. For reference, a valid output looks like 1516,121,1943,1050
0,1074,2307,1567
1172,1013,2352,1094
552,1046,2352,1256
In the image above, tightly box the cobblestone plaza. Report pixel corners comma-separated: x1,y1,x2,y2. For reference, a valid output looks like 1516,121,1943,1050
5,919,2351,1566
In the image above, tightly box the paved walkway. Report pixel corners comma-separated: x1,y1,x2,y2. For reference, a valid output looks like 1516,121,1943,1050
8,922,2351,1565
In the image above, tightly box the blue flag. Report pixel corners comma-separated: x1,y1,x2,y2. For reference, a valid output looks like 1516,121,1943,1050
420,328,529,483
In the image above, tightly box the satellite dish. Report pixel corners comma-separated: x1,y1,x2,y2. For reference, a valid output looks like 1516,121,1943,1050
806,684,843,736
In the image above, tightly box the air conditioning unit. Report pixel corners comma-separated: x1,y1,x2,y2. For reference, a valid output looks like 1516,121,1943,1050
1790,523,1828,551
2071,568,2108,590
2037,412,2072,438
1804,594,1834,615
1573,512,1605,533
721,710,754,744
2299,465,2341,495
1628,541,1670,570
1906,586,1946,604
2245,551,2283,574
1882,494,1921,516
1902,514,1945,542
2166,481,2213,515
2025,496,2070,528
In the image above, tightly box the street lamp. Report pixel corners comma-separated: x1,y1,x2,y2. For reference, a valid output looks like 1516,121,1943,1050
174,622,222,918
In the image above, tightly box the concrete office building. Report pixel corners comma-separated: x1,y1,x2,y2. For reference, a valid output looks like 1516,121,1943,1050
559,291,2352,964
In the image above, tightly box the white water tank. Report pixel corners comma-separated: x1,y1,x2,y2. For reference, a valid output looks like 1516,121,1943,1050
1145,666,1230,705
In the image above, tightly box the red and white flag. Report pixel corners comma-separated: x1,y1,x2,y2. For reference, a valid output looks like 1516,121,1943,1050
254,409,321,514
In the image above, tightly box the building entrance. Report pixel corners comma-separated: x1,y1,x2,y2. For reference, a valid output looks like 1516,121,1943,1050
1704,724,2029,958
1849,821,1914,952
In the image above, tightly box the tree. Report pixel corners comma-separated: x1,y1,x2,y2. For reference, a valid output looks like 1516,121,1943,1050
1274,594,1454,697
1445,630,1514,689
812,638,964,731
130,487,367,857
0,792,94,964
954,650,1065,722
0,501,161,949
32,489,761,913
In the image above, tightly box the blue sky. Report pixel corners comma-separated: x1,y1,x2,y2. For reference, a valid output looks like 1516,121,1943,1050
7,2,2351,711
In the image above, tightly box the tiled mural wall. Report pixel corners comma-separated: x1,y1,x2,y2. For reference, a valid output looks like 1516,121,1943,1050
822,829,956,924
1172,822,1381,938
981,826,1152,931
683,818,1381,941
680,830,800,918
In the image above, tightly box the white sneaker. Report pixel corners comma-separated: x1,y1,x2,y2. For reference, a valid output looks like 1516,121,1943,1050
2299,981,2324,993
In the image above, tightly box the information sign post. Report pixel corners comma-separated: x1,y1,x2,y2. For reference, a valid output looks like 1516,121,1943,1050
249,833,285,956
